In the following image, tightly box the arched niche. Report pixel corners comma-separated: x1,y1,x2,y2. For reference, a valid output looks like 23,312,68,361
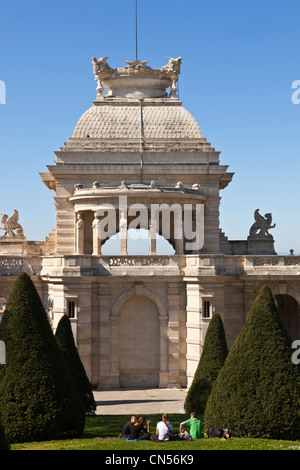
110,286,169,388
117,295,160,387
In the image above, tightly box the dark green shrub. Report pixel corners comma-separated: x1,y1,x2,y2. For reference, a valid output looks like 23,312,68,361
0,420,10,450
204,285,300,440
0,273,85,443
55,314,96,415
184,313,228,415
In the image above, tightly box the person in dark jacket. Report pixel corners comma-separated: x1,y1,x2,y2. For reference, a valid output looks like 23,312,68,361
129,416,151,440
119,416,136,438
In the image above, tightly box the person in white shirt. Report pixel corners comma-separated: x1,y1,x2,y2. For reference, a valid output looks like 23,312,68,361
156,413,173,441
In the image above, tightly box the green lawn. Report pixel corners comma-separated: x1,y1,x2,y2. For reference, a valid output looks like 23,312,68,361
10,414,300,450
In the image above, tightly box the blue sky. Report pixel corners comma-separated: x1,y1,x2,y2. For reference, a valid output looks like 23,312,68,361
0,0,300,254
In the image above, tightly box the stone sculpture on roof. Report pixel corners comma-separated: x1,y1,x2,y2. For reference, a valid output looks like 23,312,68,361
91,56,182,99
0,210,24,238
249,209,276,238
92,56,182,80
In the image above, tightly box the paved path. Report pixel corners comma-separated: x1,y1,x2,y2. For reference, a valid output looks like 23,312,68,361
93,388,187,415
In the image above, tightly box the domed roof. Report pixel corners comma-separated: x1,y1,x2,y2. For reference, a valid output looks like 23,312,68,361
63,57,214,153
72,102,203,140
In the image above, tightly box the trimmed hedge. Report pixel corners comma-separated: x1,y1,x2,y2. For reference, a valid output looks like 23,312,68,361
0,273,85,443
204,285,300,440
184,313,228,415
0,420,10,450
55,314,96,415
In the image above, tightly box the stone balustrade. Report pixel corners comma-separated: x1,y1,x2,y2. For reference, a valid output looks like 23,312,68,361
1,253,299,278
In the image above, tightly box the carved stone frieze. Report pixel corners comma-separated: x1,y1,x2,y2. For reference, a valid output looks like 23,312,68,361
107,256,170,267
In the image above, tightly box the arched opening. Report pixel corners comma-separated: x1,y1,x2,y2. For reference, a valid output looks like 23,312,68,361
76,206,187,255
274,294,300,341
117,295,160,387
101,229,175,255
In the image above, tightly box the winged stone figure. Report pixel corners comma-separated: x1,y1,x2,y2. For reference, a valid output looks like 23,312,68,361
249,209,276,237
0,210,24,237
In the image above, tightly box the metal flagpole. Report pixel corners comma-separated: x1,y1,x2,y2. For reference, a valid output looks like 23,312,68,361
135,0,138,60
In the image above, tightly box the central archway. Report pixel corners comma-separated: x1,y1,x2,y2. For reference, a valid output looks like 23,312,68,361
117,295,160,387
101,228,175,255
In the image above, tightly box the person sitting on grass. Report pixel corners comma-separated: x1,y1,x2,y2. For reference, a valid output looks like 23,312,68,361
127,416,151,441
180,412,204,440
155,413,173,441
119,415,137,439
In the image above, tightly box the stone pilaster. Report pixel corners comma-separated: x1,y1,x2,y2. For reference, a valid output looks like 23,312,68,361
185,281,202,386
167,282,182,387
98,283,114,389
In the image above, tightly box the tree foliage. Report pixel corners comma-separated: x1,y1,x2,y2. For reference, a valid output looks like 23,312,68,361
204,285,300,440
55,314,96,415
184,313,228,415
0,273,85,443
0,420,10,450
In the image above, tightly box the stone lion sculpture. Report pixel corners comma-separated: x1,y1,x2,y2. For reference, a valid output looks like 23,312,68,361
249,209,276,237
0,210,24,237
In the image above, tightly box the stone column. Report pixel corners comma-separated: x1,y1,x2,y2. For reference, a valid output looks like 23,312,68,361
75,212,84,255
149,206,159,255
149,223,157,255
174,213,184,255
92,213,101,255
119,208,127,255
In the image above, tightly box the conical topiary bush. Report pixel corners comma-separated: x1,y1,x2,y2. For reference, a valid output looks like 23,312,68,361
0,420,10,450
55,314,96,415
184,313,228,416
204,285,300,440
0,272,85,443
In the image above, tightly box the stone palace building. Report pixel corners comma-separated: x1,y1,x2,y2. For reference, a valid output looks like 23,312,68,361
0,55,299,389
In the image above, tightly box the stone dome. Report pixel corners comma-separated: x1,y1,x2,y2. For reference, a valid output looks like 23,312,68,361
64,57,214,153
72,102,203,140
